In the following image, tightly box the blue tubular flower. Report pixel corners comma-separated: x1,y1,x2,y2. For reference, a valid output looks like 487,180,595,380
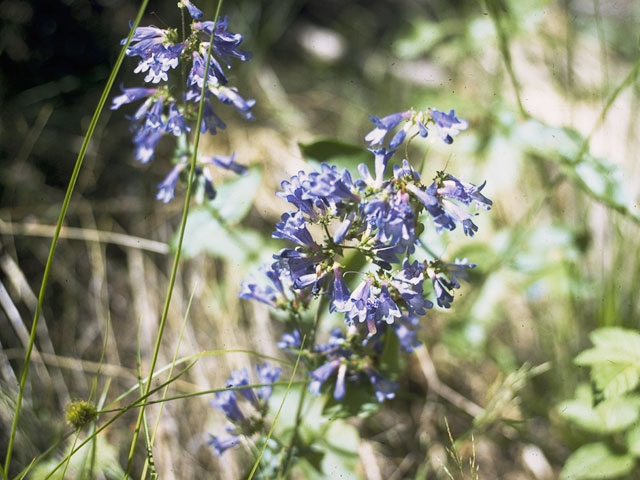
330,267,350,313
373,284,402,325
255,363,282,403
133,127,163,164
417,120,428,138
437,174,492,211
156,163,187,203
334,363,347,400
342,278,373,327
391,259,433,316
212,390,245,423
227,369,259,406
365,111,412,147
333,212,355,244
110,86,156,110
199,101,226,134
429,109,468,144
209,432,240,456
394,159,421,181
314,327,346,353
124,26,184,84
358,148,393,189
303,163,359,204
273,212,319,249
193,16,252,65
239,262,287,307
309,359,341,396
166,102,191,136
214,86,256,120
277,171,319,218
274,249,324,290
277,329,302,350
394,315,422,352
180,0,203,19
145,99,164,128
426,259,475,308
208,152,247,175
186,51,226,99
366,369,398,403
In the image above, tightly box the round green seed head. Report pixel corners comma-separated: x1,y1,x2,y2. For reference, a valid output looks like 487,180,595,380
65,401,97,430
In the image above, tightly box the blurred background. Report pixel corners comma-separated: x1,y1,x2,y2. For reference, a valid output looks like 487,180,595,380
1,0,640,478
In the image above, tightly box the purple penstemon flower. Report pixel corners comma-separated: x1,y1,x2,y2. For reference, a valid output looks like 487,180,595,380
365,110,413,147
426,259,475,308
110,86,157,110
193,16,252,66
203,152,248,175
436,174,493,211
303,163,359,204
156,162,187,203
429,108,468,144
213,86,256,120
166,102,191,136
124,26,184,84
208,432,240,456
132,126,163,164
239,262,288,308
256,363,282,402
372,284,402,325
394,315,422,352
391,259,433,316
330,267,350,313
226,368,259,406
274,248,325,290
309,358,342,397
273,212,319,249
366,369,398,403
212,390,245,423
278,171,319,218
180,0,203,20
342,278,373,328
358,148,393,189
277,329,302,350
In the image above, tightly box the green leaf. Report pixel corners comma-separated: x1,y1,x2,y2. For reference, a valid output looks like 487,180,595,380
557,384,640,434
627,423,640,457
176,208,263,262
575,328,640,398
322,386,381,419
299,139,371,172
209,168,262,224
560,442,634,479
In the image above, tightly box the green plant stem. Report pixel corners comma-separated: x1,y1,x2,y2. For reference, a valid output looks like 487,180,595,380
39,362,196,480
248,336,306,480
575,57,640,161
140,289,195,479
485,0,528,119
122,3,224,476
277,293,328,478
1,2,150,478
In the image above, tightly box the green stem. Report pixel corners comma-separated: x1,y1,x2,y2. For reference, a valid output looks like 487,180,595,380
248,335,307,480
140,290,194,479
1,2,150,478
122,2,224,476
277,293,328,478
485,0,528,118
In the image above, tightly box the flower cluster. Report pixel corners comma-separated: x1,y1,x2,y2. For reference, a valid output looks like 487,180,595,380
208,363,282,456
112,1,254,202
241,107,492,403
